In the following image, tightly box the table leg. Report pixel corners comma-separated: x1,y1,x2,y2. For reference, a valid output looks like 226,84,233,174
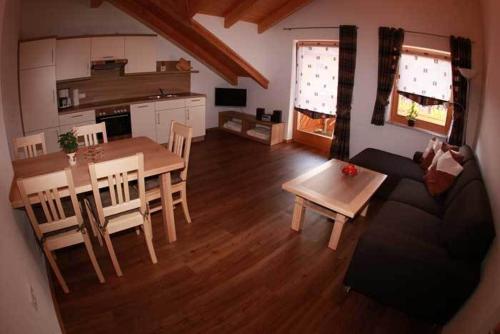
360,203,370,217
160,172,177,243
291,196,305,231
328,214,347,250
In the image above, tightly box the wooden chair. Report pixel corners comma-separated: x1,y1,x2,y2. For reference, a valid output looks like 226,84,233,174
13,132,47,159
17,168,105,293
145,121,193,223
84,153,157,277
73,122,108,147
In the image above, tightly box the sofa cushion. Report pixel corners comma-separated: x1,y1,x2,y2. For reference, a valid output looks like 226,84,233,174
351,148,424,182
441,180,495,262
458,145,475,164
389,178,442,216
344,226,480,323
443,160,483,209
368,200,442,246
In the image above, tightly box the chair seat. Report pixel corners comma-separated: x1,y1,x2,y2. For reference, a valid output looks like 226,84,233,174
145,171,183,191
106,210,145,234
45,228,84,251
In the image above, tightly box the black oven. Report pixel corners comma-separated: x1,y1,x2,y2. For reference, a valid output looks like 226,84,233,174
95,105,132,141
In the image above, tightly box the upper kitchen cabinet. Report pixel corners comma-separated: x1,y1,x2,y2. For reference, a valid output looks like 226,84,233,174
91,36,125,61
19,38,56,70
124,36,157,74
19,66,59,132
56,38,91,81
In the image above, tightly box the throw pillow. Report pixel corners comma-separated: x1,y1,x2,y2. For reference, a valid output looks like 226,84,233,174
424,151,464,196
420,138,442,170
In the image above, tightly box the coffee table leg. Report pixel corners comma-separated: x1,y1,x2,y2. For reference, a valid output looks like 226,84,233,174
291,196,305,231
360,203,370,217
328,214,347,250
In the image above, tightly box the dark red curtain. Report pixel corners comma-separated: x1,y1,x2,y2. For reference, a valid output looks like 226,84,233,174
448,36,472,146
371,27,405,125
330,25,357,160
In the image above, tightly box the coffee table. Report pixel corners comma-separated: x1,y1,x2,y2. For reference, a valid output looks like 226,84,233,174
282,159,387,250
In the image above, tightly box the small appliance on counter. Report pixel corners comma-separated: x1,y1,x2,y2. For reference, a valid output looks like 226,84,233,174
58,89,72,109
72,88,80,107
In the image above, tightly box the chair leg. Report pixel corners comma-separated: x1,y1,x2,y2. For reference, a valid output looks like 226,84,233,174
43,245,69,294
102,232,123,277
84,199,103,247
81,230,105,284
143,218,158,264
180,184,192,224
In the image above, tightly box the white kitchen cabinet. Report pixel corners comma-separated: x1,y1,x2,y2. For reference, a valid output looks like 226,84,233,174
156,108,186,144
19,66,59,132
131,102,156,141
26,127,60,154
124,36,157,74
186,105,206,138
59,110,95,126
19,38,56,70
56,38,91,81
91,36,125,61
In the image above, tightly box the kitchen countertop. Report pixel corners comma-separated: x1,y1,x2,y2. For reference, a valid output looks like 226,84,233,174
58,92,206,115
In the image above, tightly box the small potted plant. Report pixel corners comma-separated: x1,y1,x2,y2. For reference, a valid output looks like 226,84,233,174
58,130,78,166
407,102,418,127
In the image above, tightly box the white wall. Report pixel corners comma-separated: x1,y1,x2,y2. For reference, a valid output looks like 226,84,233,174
443,0,500,333
0,0,62,333
21,0,484,158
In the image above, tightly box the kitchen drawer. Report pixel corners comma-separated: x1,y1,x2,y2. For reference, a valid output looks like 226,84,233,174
186,97,205,107
155,99,185,110
59,110,95,126
131,102,154,113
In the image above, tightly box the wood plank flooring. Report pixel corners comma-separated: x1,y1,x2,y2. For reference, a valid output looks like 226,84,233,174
54,129,438,334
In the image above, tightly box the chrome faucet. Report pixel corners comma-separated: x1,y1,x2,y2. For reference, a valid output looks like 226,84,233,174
159,88,166,96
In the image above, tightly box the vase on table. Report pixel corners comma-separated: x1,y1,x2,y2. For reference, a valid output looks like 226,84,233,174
66,152,76,166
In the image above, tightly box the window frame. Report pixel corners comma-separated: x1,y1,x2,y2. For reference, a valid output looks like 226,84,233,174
294,40,339,138
390,46,453,135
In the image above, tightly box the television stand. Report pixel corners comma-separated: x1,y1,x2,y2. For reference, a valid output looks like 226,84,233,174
218,111,285,146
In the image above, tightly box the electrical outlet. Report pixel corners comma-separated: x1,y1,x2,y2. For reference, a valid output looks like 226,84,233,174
79,92,86,99
29,284,38,311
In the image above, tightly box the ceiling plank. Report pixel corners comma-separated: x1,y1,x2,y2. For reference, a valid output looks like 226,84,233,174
224,0,259,28
107,0,269,87
90,0,104,8
257,0,314,33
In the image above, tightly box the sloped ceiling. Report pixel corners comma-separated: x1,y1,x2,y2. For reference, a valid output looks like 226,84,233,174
95,0,316,87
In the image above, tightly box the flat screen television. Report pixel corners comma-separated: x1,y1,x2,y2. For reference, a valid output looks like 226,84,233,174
215,88,247,107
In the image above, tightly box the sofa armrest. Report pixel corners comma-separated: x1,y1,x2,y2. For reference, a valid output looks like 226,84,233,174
413,151,423,163
344,229,478,323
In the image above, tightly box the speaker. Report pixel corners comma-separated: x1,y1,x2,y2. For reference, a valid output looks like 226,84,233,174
271,110,282,123
256,108,265,121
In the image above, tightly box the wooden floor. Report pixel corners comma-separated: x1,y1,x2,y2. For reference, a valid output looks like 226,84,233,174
54,129,438,334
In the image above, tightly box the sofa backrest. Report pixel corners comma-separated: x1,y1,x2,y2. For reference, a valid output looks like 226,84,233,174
441,180,495,262
458,145,475,164
443,159,483,209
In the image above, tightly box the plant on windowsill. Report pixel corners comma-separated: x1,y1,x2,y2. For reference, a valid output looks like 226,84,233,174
58,130,78,166
406,102,418,127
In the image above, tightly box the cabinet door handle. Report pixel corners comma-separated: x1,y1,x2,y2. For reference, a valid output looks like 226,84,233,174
137,105,148,109
187,109,190,120
156,113,160,125
71,114,83,118
51,49,54,64
102,56,113,59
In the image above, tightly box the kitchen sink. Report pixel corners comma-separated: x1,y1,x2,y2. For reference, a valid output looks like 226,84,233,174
147,94,178,99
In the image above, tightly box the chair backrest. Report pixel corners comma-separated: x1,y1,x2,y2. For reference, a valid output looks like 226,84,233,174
17,168,82,241
73,122,108,147
13,133,47,159
88,153,146,225
168,121,193,181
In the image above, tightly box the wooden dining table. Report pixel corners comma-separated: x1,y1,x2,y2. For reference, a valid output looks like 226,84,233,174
9,136,184,243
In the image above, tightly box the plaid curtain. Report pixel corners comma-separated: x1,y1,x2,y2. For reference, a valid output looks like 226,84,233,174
371,27,405,125
448,36,472,146
330,25,357,160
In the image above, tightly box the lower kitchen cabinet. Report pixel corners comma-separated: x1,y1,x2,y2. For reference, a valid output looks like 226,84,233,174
26,126,60,153
186,105,206,138
131,102,156,141
156,107,185,144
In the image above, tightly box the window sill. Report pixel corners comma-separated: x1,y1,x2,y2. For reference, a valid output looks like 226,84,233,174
386,121,447,139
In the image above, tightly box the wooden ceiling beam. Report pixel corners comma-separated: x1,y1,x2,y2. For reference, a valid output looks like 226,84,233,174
257,0,314,33
223,0,259,28
90,0,104,8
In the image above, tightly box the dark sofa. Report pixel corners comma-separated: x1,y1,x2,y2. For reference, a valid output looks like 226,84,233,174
344,145,495,324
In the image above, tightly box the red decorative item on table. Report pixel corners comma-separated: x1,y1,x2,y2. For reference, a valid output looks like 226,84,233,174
342,163,358,176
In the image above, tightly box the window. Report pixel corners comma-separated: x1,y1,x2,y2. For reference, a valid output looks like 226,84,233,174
390,46,453,135
294,41,339,138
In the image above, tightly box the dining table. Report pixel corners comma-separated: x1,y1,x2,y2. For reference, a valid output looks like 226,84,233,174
9,136,184,243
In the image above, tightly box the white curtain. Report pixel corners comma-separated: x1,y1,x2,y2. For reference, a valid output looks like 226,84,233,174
397,53,452,101
294,45,339,115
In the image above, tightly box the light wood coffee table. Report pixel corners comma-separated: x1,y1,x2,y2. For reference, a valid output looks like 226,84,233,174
282,159,386,250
